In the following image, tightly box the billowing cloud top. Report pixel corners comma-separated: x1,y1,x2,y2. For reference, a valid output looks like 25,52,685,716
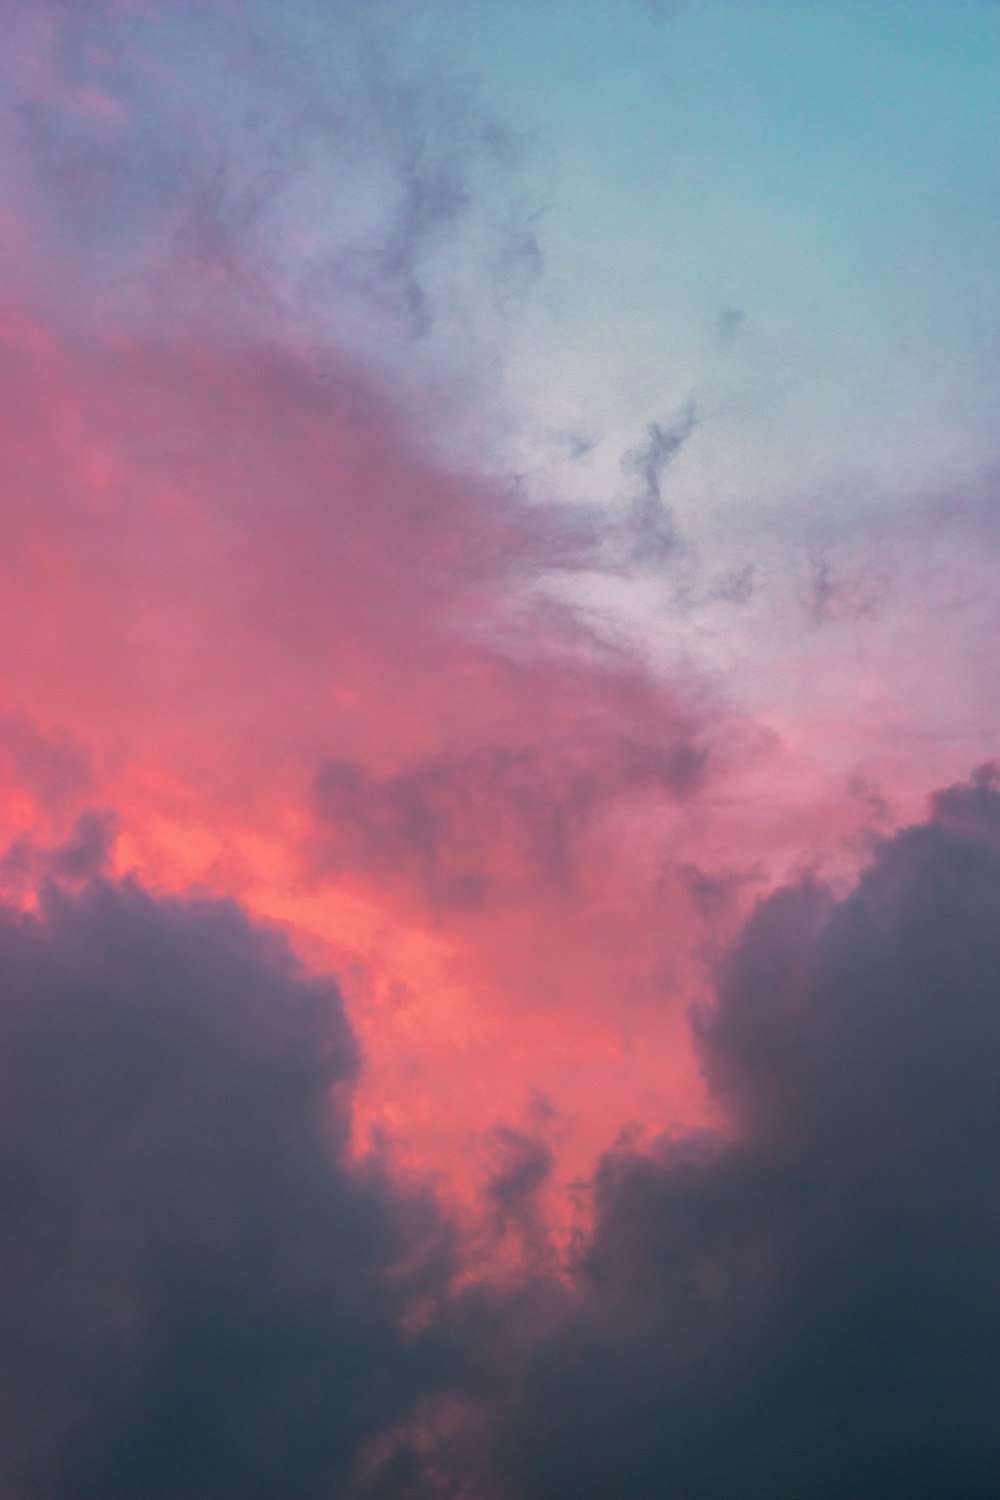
0,874,457,1498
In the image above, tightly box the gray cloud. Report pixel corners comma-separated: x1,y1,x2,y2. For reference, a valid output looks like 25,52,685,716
488,770,1000,1499
0,872,454,1500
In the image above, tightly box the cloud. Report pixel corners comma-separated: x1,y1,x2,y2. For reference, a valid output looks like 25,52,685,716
0,0,851,1247
8,776,1000,1500
807,545,889,624
0,807,121,901
330,71,538,340
0,871,454,1500
313,734,708,916
483,1122,557,1274
0,0,544,365
0,220,721,1227
0,714,92,818
623,404,698,565
485,771,1000,1499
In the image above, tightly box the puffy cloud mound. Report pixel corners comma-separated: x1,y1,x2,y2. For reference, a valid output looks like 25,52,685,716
0,874,450,1500
490,770,1000,1500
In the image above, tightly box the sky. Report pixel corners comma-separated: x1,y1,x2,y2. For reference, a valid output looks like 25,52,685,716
1,2,1000,1496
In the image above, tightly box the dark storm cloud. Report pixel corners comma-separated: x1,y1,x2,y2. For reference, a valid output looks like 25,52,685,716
0,873,454,1500
487,770,1000,1500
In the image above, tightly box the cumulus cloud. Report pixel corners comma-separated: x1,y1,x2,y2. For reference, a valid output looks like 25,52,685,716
0,871,453,1500
486,772,1000,1499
